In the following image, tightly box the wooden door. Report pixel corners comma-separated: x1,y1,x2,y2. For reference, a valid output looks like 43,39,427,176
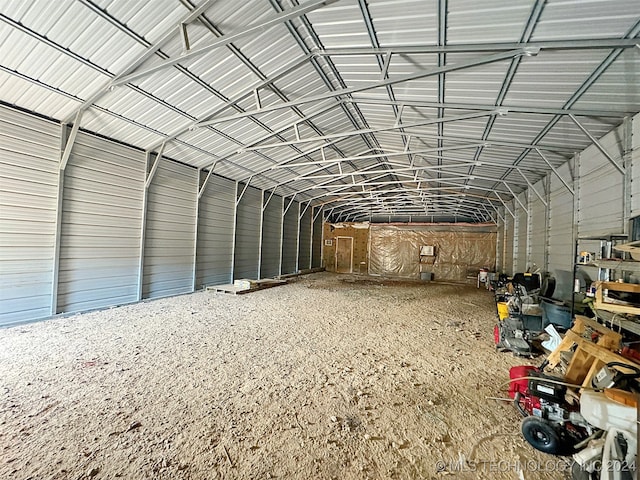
335,237,353,273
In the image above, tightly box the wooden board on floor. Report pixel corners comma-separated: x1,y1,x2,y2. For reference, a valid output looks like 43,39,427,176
207,279,288,295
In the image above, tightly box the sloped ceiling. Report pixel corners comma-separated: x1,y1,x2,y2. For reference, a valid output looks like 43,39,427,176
1,0,638,222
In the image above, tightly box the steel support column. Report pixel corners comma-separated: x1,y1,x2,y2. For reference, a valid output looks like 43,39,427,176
191,170,200,291
279,196,285,276
622,116,633,229
257,190,265,279
295,202,301,273
137,152,151,301
230,181,239,282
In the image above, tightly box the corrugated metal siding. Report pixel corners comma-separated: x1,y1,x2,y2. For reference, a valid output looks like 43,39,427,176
529,179,547,272
548,163,575,274
496,214,504,273
0,106,58,325
233,184,261,280
312,208,323,269
503,204,515,276
58,132,145,312
281,200,299,275
260,193,282,279
143,158,197,299
577,125,626,236
196,172,235,288
515,194,528,273
298,204,312,271
633,114,640,217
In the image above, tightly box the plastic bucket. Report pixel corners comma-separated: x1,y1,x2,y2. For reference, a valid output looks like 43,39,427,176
497,302,509,320
479,269,488,282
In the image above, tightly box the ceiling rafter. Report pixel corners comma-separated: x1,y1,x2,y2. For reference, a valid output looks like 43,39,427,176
465,0,546,183
1,0,638,222
194,49,530,127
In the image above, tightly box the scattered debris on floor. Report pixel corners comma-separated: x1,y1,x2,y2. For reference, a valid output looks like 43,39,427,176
2,272,568,479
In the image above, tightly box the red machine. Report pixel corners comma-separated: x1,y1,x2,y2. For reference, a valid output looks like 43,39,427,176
508,366,592,455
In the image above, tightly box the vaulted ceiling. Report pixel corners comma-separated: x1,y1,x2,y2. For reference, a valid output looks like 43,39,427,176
1,0,639,222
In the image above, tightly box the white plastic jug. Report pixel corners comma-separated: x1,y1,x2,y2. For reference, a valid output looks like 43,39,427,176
580,390,637,434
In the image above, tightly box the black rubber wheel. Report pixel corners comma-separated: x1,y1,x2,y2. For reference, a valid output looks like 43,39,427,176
521,416,563,455
540,276,556,299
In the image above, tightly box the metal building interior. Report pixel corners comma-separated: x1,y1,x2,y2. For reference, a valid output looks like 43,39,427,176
1,1,640,479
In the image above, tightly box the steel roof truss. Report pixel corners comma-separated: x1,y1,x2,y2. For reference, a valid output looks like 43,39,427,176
535,149,575,195
568,115,625,175
112,0,337,87
195,49,529,128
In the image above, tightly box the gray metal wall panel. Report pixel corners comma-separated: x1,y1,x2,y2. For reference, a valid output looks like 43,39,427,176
196,173,235,288
312,208,323,268
633,114,640,217
260,193,282,279
298,205,312,270
281,201,299,274
233,185,261,280
143,158,197,299
503,204,515,275
548,163,574,274
0,106,59,325
529,179,547,272
578,125,625,236
58,132,145,313
496,214,504,273
515,194,528,273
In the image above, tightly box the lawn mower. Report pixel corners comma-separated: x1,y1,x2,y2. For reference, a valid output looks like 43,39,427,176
495,282,546,356
494,273,568,356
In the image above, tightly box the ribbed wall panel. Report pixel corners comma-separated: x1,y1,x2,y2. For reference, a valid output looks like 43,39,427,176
260,193,282,279
515,194,528,273
281,200,299,274
578,125,625,236
529,179,547,272
496,214,504,273
196,173,235,287
58,132,145,313
233,184,261,280
143,158,197,299
633,115,640,217
312,208,323,268
548,163,575,274
298,204,312,270
503,204,515,276
0,106,59,325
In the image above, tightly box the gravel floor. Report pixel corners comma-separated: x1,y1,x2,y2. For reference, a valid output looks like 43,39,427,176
0,272,571,480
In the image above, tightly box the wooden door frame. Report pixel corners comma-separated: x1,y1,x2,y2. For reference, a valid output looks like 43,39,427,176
335,236,353,273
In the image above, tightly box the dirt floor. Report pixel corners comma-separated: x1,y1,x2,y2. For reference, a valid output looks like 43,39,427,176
0,272,573,480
